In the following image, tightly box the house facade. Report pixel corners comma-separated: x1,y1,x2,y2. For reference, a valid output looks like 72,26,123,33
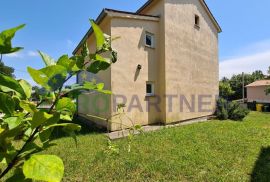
73,0,221,131
246,80,270,103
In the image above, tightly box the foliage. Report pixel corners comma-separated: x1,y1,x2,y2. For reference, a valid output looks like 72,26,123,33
265,87,270,95
268,66,270,76
221,70,267,101
0,19,117,182
216,98,229,120
0,61,15,78
227,101,250,121
219,81,235,99
216,98,249,121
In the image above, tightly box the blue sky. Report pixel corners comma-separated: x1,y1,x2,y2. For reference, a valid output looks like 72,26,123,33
1,0,270,84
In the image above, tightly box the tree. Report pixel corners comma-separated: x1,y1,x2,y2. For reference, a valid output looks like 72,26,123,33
0,20,118,182
0,60,14,77
252,70,265,80
222,70,267,101
265,87,270,95
268,66,270,77
219,81,235,99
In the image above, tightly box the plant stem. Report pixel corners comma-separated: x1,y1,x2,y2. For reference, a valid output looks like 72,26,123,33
0,74,74,179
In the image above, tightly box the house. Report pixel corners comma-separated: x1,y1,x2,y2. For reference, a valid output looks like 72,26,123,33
73,0,221,131
246,80,270,103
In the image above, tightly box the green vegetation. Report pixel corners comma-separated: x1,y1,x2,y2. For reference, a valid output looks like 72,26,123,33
0,20,117,181
265,87,270,96
216,98,249,121
0,61,14,78
219,81,235,99
220,70,267,100
36,112,270,181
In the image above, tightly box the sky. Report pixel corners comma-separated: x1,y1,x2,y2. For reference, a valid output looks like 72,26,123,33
1,0,270,85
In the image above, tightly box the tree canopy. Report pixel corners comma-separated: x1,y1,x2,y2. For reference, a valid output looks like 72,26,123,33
220,69,269,101
0,60,14,77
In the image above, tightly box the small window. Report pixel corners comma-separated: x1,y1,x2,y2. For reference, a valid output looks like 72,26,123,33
146,82,154,96
195,15,200,27
145,32,154,48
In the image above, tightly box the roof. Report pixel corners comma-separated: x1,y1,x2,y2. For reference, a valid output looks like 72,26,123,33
73,0,222,54
72,9,159,55
105,8,159,18
137,0,222,33
246,80,270,87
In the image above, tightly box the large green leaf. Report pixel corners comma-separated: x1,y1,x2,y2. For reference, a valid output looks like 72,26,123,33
19,100,38,113
31,111,53,129
19,79,32,99
70,55,85,69
39,113,60,144
57,55,76,72
87,54,110,74
0,24,25,54
28,65,67,91
56,97,76,115
90,19,105,51
0,73,26,98
38,51,56,66
23,155,64,182
87,61,110,74
0,92,15,115
4,117,22,130
27,67,48,89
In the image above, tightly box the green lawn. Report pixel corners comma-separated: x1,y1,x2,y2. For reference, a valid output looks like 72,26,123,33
38,112,270,181
1,112,270,182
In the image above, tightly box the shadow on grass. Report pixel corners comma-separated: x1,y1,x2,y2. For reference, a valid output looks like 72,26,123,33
251,147,270,182
50,116,107,140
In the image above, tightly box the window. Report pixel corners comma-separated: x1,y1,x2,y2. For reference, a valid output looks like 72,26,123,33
146,82,154,96
145,32,154,48
195,15,200,27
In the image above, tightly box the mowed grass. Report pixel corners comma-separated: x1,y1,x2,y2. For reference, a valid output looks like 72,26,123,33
39,112,270,181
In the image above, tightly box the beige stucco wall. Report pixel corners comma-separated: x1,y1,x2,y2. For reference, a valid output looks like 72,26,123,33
76,17,112,129
247,86,270,103
75,0,220,130
163,0,219,123
140,0,167,123
110,17,161,131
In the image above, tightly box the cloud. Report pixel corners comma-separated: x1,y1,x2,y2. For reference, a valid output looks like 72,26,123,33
220,40,270,79
67,39,76,49
27,51,39,57
5,52,23,58
4,50,40,59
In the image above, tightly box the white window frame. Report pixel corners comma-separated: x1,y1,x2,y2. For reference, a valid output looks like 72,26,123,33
146,82,155,96
145,32,155,48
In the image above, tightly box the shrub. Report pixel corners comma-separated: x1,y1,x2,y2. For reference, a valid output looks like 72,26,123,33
216,98,249,121
228,101,250,121
216,98,229,120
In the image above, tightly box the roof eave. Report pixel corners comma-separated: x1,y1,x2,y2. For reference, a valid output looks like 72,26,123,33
136,0,222,33
72,9,107,55
72,9,160,55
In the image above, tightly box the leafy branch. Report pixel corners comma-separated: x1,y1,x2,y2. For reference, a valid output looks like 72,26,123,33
0,19,117,182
